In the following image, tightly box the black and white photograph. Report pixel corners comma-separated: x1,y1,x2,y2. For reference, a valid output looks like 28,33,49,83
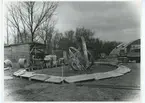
3,0,141,101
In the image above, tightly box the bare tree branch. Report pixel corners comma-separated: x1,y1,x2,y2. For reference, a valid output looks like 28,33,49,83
7,1,58,43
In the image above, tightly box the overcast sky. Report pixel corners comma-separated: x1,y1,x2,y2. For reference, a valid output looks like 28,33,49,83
54,1,140,42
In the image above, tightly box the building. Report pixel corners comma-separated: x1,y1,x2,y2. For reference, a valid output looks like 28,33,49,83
109,39,140,62
109,43,126,57
123,39,140,53
4,42,45,64
109,39,140,57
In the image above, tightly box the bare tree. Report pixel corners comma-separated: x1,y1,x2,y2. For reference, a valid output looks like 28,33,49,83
64,30,75,42
7,1,58,43
75,27,95,43
52,31,63,50
7,3,24,43
37,19,56,54
6,13,9,45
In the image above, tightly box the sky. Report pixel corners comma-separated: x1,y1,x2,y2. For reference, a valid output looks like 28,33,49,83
54,1,141,42
4,1,141,43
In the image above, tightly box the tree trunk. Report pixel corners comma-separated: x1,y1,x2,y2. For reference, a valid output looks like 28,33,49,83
6,16,9,45
24,31,27,43
45,42,49,54
17,33,19,43
31,33,34,42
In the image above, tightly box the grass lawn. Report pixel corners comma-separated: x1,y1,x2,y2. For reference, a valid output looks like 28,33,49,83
33,64,117,76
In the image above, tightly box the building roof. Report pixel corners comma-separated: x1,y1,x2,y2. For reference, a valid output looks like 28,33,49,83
123,39,140,49
109,43,126,56
109,39,140,56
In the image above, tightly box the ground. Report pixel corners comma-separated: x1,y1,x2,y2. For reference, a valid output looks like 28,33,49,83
4,63,140,101
34,64,116,76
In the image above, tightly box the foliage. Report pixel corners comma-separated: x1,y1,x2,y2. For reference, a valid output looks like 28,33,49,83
53,27,120,60
6,1,120,58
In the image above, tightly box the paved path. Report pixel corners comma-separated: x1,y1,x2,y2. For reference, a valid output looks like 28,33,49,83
4,63,140,101
13,63,131,83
